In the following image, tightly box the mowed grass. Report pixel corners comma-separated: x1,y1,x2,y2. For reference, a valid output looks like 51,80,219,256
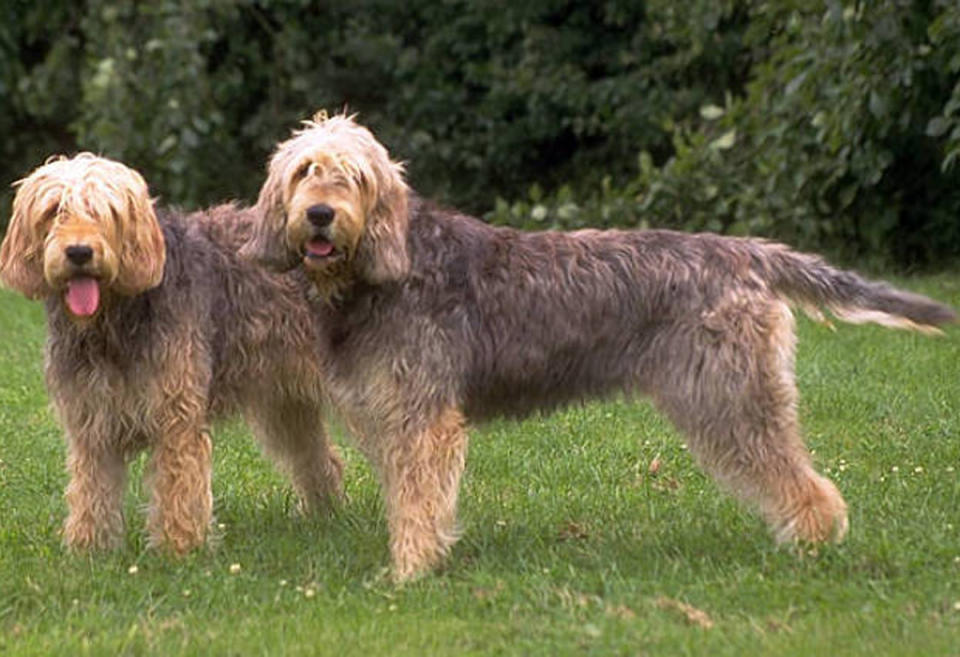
0,275,958,656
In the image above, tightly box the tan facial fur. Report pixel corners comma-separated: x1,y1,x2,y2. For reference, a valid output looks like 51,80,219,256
285,156,368,271
244,113,411,299
0,154,165,316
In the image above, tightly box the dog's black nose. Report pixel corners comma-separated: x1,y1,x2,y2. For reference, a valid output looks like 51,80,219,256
306,204,335,228
65,245,94,266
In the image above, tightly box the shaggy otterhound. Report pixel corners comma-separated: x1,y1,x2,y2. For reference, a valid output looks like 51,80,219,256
0,154,343,553
242,113,956,581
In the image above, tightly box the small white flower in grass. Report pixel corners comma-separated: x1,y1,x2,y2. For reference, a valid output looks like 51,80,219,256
182,589,191,598
218,523,226,530
914,466,924,474
388,603,397,611
891,466,899,473
127,565,139,575
229,563,241,574
947,466,955,473
954,601,960,612
304,587,316,599
279,579,288,587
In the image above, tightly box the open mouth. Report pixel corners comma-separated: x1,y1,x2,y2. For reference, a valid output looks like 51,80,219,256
304,238,339,261
64,276,101,318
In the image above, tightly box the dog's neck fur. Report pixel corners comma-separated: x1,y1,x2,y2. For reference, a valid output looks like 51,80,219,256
45,287,158,359
305,264,359,305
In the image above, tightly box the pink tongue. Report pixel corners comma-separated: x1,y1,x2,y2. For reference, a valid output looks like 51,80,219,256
65,277,100,317
306,239,334,257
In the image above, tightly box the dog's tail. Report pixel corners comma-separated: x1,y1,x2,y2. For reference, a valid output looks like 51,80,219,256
755,243,956,335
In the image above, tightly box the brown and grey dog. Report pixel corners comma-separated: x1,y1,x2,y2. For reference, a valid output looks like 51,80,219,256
242,113,956,581
0,154,343,554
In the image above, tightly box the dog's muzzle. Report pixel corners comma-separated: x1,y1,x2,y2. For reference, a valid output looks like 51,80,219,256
302,204,340,263
65,244,94,266
306,203,334,229
58,244,102,318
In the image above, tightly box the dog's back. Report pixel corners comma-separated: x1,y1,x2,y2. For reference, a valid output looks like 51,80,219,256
376,203,955,421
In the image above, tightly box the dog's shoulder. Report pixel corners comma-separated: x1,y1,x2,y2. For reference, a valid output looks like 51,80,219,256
407,195,513,267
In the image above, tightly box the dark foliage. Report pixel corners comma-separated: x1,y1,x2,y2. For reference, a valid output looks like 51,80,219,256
2,1,958,266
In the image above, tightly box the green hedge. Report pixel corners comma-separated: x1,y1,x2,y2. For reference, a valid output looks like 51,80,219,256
3,1,959,266
489,1,960,267
0,1,750,219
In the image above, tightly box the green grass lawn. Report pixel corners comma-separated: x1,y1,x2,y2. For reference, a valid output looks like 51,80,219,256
1,275,958,656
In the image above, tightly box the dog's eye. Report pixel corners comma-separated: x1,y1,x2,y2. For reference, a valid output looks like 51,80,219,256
351,170,367,189
295,162,318,181
335,166,362,189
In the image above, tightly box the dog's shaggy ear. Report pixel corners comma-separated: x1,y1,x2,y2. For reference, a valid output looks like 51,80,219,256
354,148,411,285
112,185,166,296
0,188,49,298
241,152,299,271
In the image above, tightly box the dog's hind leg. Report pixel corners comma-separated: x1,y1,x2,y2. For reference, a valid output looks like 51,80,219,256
376,407,468,582
246,396,344,514
651,299,848,544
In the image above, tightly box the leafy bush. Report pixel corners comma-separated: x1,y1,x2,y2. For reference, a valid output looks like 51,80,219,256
491,1,960,266
0,1,749,224
2,1,959,266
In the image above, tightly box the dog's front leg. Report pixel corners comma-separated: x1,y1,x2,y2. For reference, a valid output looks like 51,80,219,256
378,408,468,582
63,431,128,551
144,384,213,554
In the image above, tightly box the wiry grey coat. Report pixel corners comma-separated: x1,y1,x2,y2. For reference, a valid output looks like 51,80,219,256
318,196,953,425
43,205,341,552
240,113,954,580
308,196,954,578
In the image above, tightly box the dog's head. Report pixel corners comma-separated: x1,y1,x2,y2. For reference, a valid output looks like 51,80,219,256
0,154,165,319
241,113,410,294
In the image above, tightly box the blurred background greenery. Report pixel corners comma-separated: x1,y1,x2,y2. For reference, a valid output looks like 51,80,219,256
2,0,959,267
